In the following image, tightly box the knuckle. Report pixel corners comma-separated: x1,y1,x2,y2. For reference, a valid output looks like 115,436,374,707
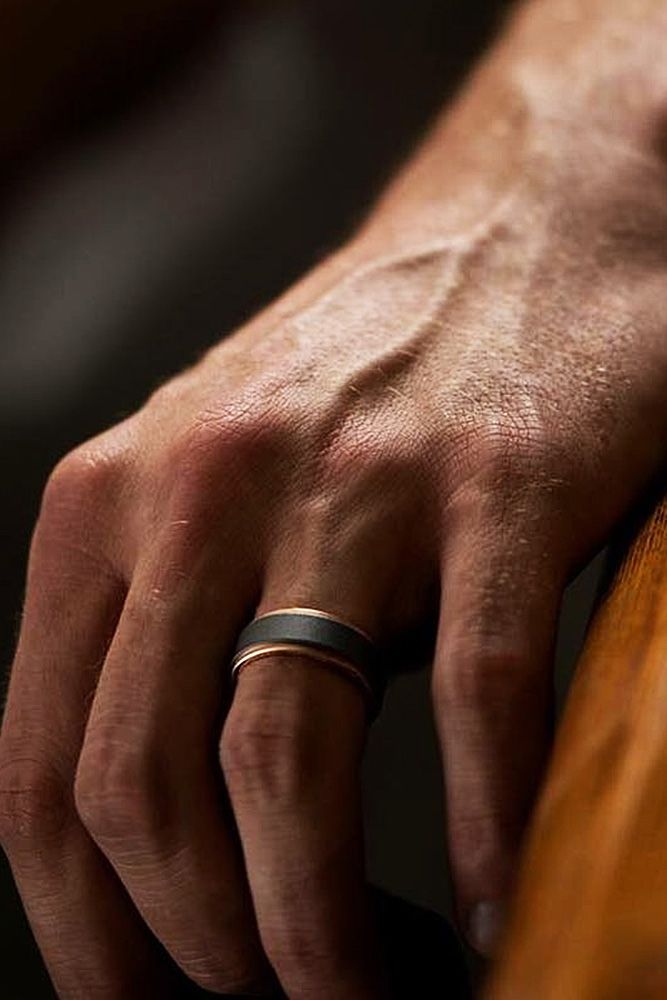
39,446,120,537
455,411,549,484
448,811,508,891
323,422,411,481
177,955,268,996
260,933,325,986
0,753,72,849
74,739,167,845
163,400,292,503
433,641,533,712
259,921,361,989
220,705,310,803
318,421,429,509
321,427,375,483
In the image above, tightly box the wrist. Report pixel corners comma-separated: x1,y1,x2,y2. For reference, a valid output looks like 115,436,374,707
504,0,667,143
352,2,667,260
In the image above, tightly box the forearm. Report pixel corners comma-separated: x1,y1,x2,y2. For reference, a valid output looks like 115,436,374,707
219,0,667,402
355,0,667,251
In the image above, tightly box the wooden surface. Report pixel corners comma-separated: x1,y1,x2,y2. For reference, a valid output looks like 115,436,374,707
487,494,667,999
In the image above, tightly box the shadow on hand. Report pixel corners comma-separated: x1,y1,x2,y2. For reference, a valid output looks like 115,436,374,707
179,886,470,999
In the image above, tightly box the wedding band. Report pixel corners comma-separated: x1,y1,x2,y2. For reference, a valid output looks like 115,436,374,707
230,608,385,719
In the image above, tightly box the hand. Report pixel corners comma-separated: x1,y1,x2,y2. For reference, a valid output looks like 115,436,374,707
3,3,667,997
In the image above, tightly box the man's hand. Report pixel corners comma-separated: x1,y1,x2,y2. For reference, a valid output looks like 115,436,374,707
2,0,667,996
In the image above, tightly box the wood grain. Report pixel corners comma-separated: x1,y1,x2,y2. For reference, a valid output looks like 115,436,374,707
487,494,667,1000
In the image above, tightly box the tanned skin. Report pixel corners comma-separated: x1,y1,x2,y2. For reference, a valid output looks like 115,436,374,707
2,1,667,997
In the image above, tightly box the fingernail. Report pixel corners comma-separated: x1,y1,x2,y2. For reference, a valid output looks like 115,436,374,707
467,900,507,957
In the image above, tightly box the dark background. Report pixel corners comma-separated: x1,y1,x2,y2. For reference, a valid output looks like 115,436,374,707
0,3,601,995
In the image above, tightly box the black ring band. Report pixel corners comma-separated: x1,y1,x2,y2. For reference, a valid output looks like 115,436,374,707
231,609,385,717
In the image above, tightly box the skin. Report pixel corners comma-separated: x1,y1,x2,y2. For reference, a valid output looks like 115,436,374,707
2,0,667,996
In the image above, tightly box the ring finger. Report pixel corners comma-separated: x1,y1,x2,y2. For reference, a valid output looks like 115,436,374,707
220,556,407,998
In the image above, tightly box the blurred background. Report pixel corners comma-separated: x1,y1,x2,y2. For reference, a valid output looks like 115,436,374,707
0,2,602,995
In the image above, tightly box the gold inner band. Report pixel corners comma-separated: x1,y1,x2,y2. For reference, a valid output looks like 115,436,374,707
231,641,374,704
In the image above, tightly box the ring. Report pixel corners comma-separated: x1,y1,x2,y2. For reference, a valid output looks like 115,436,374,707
230,608,385,719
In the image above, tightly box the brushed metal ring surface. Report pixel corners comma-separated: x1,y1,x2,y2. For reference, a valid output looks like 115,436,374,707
230,608,385,719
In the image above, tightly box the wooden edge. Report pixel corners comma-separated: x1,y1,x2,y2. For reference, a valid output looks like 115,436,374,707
486,494,667,1000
